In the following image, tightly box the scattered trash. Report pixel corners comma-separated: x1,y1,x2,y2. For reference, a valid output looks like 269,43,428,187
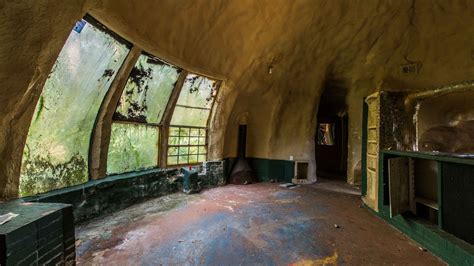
178,240,184,243
418,247,426,251
334,224,340,229
279,183,300,189
270,179,276,183
0,212,18,225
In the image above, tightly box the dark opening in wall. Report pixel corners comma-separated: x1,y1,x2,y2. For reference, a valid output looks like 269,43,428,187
315,79,348,180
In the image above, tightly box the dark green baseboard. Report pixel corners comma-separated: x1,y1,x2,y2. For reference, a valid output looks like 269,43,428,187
226,157,294,183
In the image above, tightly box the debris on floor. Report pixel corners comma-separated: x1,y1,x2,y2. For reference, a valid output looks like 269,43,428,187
279,183,300,189
75,183,444,265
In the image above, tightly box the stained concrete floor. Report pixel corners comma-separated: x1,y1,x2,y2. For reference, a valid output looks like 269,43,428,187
76,182,444,265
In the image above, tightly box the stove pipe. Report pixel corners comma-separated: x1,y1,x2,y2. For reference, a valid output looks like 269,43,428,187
229,125,257,184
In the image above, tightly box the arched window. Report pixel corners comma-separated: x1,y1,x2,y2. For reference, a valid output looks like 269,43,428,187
107,54,181,174
20,15,221,196
20,16,131,196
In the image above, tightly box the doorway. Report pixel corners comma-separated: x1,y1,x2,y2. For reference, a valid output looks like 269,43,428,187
315,81,348,180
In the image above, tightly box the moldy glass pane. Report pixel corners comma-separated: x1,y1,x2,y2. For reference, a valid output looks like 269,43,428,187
20,18,130,196
114,54,180,123
107,123,159,174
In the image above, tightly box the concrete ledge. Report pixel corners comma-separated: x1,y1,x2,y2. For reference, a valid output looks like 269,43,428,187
23,168,181,223
22,160,227,224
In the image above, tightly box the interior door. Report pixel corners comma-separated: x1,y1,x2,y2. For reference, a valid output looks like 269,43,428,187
388,157,411,217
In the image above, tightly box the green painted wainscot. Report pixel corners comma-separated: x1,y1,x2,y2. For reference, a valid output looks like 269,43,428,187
226,157,295,183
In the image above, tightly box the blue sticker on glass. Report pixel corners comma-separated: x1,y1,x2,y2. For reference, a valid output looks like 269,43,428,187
73,19,87,33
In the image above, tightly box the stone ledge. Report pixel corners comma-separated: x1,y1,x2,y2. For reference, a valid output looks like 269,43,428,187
22,162,226,224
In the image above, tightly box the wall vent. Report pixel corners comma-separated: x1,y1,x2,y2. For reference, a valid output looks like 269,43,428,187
401,62,421,75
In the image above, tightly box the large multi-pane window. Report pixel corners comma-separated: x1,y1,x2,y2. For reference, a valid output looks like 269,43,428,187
168,74,218,165
107,53,181,174
167,126,208,165
19,17,130,196
19,15,221,196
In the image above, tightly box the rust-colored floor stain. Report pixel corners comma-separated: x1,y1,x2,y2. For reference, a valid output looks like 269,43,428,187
76,182,444,265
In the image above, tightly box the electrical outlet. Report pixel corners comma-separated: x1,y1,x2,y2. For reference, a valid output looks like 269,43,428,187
289,156,294,161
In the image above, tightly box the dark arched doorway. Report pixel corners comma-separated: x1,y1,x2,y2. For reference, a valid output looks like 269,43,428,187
315,80,348,180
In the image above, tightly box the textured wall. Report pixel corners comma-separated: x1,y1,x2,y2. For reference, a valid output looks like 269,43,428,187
2,0,474,198
418,90,474,153
0,0,86,199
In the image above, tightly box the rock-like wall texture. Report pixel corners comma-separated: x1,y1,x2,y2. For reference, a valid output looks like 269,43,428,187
1,0,474,198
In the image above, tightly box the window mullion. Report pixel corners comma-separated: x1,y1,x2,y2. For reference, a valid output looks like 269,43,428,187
89,47,142,180
159,70,188,168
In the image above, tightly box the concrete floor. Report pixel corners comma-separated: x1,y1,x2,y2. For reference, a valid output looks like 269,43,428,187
76,182,444,265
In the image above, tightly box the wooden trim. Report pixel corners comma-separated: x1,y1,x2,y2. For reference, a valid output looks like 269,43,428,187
88,46,142,179
382,150,474,166
414,197,439,210
437,162,443,229
83,14,132,48
112,120,161,127
206,80,223,161
159,70,188,168
175,104,211,111
206,80,222,129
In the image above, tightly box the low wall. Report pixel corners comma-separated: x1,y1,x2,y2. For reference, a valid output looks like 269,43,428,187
23,160,226,223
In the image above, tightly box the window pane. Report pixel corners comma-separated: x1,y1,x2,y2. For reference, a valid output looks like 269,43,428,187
179,137,189,145
168,137,179,145
317,123,335,145
189,146,199,155
179,127,190,137
168,147,178,156
107,123,159,174
170,106,210,127
179,155,189,164
190,128,200,136
199,137,207,145
199,129,206,137
178,146,189,155
167,156,178,165
20,19,130,196
198,154,207,162
169,127,180,136
198,146,207,154
114,54,180,123
190,137,199,145
189,155,198,164
177,74,217,109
